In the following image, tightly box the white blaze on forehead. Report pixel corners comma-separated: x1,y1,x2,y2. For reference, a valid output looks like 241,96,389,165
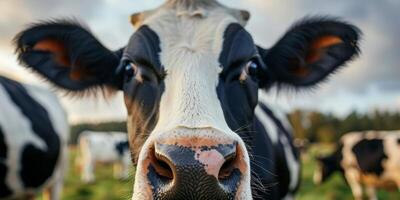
143,3,239,133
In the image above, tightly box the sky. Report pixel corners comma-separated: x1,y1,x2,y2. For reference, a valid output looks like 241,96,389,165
0,0,399,123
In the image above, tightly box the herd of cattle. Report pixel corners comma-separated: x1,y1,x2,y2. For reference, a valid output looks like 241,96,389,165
0,0,399,199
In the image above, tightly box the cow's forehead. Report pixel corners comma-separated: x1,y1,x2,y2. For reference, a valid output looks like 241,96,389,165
143,3,244,50
133,0,248,29
123,0,257,133
130,1,251,71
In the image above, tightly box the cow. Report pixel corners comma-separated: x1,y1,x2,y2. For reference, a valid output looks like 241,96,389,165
13,0,361,199
314,131,400,200
0,75,69,200
76,131,131,183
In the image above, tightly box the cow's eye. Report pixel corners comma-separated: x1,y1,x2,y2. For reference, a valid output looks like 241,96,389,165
245,60,259,76
240,60,260,82
125,62,137,79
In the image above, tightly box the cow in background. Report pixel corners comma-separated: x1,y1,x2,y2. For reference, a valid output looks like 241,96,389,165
76,131,131,183
0,75,68,200
314,131,400,200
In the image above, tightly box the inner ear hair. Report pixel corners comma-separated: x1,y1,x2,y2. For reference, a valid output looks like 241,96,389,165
289,35,344,77
278,16,360,80
306,35,344,64
33,39,93,82
33,39,70,67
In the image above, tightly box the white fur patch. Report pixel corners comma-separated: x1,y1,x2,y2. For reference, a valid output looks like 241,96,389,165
279,134,300,191
254,105,278,144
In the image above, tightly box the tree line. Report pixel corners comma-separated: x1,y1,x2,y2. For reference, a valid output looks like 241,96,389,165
288,109,400,143
69,109,400,145
69,121,127,144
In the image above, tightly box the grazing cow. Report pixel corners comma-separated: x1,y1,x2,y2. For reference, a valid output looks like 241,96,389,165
314,131,400,200
76,131,131,183
0,75,68,200
14,0,360,199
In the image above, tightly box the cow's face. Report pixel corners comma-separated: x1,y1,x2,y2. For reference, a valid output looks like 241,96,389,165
120,4,256,198
15,0,360,199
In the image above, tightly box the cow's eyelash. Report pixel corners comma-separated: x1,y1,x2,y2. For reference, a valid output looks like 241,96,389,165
127,59,166,81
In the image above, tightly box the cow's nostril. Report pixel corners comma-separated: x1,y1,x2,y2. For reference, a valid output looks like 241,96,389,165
218,153,236,180
151,147,174,182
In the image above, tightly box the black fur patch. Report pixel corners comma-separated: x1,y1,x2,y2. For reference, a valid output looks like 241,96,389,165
317,143,344,183
217,23,281,199
0,126,12,197
122,25,163,73
121,26,165,164
0,76,60,188
115,141,129,157
218,23,258,73
250,117,279,200
352,138,387,176
148,144,241,200
0,126,6,161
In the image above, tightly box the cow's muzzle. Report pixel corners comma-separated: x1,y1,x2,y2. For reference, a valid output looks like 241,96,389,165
147,142,241,199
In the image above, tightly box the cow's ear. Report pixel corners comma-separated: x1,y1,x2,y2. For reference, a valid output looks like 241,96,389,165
259,17,361,87
14,20,124,92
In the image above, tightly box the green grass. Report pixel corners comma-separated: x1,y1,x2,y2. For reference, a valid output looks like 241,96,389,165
37,145,400,199
36,147,134,200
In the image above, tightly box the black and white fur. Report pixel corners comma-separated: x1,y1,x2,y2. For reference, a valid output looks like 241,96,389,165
314,131,400,200
0,75,68,200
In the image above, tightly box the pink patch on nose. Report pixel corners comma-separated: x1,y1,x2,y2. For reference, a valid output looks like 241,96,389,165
195,149,225,178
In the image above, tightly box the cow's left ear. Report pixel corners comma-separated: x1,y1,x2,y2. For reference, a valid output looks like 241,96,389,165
258,17,361,87
14,19,124,92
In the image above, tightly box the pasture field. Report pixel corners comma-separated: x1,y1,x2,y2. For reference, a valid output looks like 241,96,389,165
36,145,400,200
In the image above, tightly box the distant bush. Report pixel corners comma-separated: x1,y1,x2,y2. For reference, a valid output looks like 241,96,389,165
69,121,127,145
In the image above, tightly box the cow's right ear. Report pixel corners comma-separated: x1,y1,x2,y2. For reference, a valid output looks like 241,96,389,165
14,20,124,92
